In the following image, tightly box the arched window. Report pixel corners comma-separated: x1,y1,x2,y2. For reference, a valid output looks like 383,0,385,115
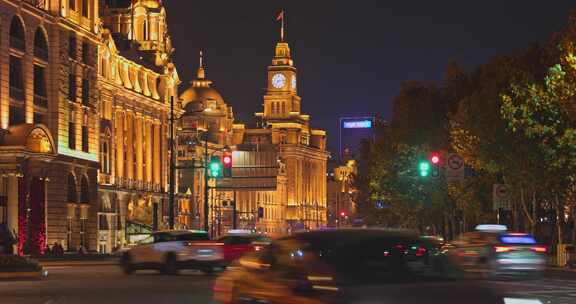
67,174,77,203
34,29,48,60
9,17,25,51
80,176,89,203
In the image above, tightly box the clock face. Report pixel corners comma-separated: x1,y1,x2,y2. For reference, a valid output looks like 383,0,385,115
271,73,286,89
291,75,296,89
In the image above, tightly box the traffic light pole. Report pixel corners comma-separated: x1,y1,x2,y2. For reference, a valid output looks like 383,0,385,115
203,136,210,233
168,96,175,230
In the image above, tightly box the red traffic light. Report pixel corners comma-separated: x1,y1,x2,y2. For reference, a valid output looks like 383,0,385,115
429,152,441,165
223,155,232,165
340,211,346,217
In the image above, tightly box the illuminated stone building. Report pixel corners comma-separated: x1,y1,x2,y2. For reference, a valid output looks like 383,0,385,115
98,0,179,250
233,38,329,232
177,34,328,235
177,51,236,235
0,0,101,254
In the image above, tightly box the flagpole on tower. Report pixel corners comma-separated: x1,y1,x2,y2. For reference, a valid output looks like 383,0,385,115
277,10,285,42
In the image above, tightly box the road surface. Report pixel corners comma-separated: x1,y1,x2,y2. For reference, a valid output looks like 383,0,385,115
0,265,575,304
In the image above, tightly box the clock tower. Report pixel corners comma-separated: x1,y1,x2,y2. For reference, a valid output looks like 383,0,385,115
262,41,302,121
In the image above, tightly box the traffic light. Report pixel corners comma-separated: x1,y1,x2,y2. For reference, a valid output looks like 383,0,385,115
340,211,346,217
419,160,431,177
222,151,232,177
209,155,222,178
430,152,441,165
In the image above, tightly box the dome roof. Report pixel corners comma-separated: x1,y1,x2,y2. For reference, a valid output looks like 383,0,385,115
180,86,224,108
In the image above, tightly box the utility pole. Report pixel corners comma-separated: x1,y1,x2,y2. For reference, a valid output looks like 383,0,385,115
168,96,175,230
203,134,209,233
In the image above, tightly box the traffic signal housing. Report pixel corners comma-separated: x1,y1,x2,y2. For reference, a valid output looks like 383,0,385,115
222,151,232,177
419,160,431,177
209,155,223,178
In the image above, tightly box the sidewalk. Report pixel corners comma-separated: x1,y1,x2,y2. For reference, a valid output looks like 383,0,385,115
37,255,119,267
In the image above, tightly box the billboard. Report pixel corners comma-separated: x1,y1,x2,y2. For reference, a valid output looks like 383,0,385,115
339,116,375,161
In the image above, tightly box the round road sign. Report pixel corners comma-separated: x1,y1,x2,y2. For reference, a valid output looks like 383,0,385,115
447,154,464,170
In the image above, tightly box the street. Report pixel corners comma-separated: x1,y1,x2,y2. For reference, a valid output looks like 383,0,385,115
1,265,576,304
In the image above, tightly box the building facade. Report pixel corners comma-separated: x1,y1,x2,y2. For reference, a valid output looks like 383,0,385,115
0,0,178,255
176,35,328,236
0,0,101,255
97,0,179,251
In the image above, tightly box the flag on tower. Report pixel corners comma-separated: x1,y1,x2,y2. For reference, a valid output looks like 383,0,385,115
277,10,285,41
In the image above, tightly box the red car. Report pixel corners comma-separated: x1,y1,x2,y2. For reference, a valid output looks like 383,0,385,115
217,233,271,263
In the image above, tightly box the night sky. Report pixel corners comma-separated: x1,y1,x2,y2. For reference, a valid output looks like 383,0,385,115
164,1,573,153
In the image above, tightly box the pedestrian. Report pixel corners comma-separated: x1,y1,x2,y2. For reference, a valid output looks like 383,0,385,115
44,244,52,257
53,242,64,257
78,245,85,256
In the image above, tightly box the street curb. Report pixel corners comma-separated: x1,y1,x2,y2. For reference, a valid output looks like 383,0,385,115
40,260,119,267
0,271,44,279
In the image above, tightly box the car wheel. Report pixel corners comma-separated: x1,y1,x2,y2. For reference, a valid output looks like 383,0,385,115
121,253,134,275
162,253,178,275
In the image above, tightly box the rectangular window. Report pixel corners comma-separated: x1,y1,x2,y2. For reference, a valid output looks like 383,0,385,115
69,0,75,11
82,79,90,105
34,65,48,108
82,42,90,65
9,106,25,126
69,35,76,59
82,125,89,152
33,112,46,125
81,0,88,17
9,56,24,101
68,74,77,102
69,122,76,149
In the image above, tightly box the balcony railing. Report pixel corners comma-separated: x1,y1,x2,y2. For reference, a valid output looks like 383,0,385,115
10,86,25,101
9,37,25,51
24,0,46,9
34,48,48,61
33,94,48,108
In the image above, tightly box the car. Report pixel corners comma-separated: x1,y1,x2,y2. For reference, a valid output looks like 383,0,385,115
120,230,224,275
444,225,546,278
218,231,271,264
213,228,430,304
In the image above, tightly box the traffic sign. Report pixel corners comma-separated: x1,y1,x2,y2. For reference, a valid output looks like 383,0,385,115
493,184,511,211
445,153,465,181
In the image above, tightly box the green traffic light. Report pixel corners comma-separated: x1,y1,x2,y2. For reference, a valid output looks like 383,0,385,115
419,161,431,177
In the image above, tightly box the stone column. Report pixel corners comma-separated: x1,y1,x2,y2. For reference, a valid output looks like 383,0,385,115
145,119,153,183
153,120,161,185
135,114,143,183
125,112,134,180
115,110,124,178
7,174,19,239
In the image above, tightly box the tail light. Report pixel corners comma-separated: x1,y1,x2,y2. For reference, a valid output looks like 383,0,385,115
415,247,427,257
183,241,194,247
494,246,512,253
531,246,546,253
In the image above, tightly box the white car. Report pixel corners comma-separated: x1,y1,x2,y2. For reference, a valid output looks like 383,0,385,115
120,230,224,274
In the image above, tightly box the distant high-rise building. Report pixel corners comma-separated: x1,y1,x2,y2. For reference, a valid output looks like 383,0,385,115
339,116,376,161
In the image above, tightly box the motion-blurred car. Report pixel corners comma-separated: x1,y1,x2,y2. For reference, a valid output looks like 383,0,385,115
218,230,271,264
445,225,546,278
120,230,224,274
213,228,431,304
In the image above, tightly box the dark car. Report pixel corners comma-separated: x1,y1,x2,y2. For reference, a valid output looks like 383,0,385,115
213,228,463,304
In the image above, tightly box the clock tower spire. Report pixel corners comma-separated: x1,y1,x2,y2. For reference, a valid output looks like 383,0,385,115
260,16,301,122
